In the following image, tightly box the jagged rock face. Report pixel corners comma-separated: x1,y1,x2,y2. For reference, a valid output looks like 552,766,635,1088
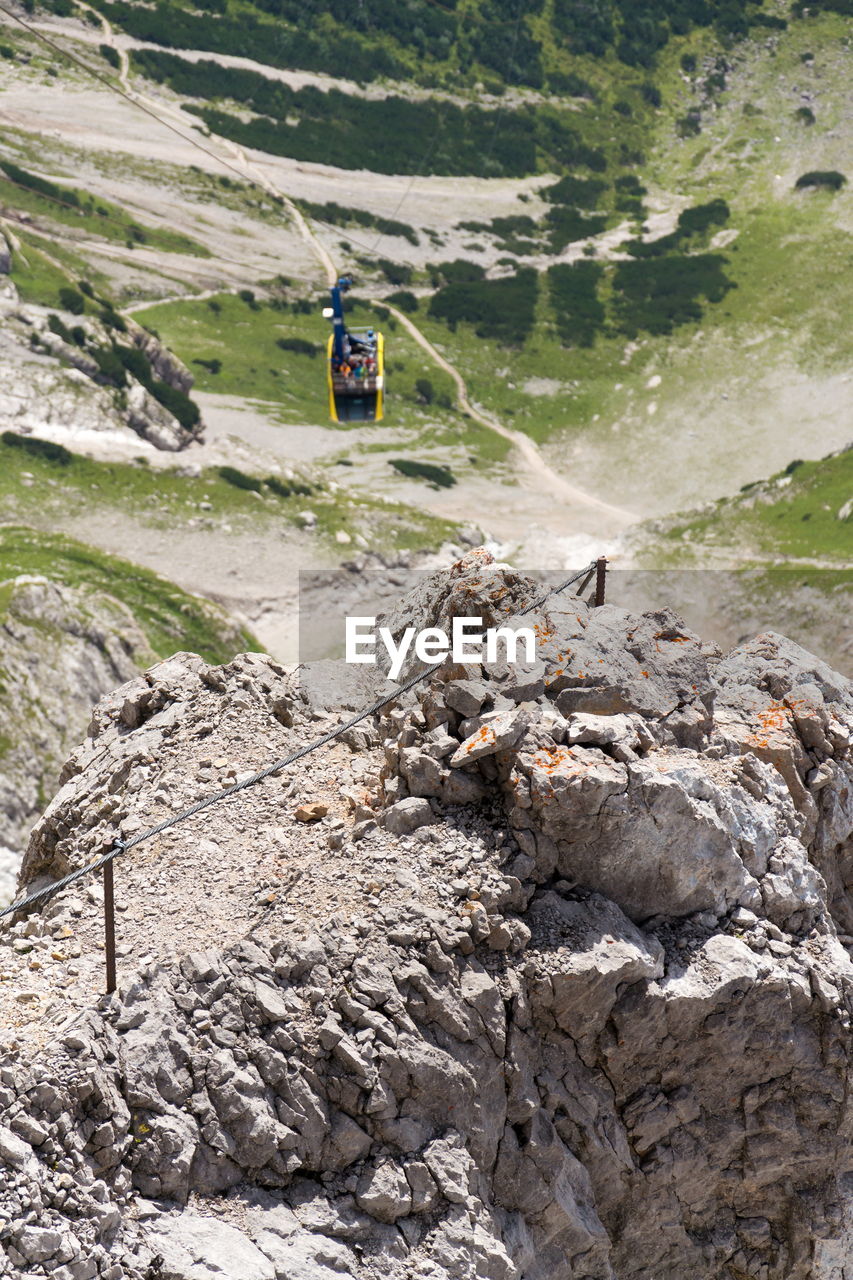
0,299,201,451
0,575,146,871
2,554,853,1280
381,576,852,936
127,319,193,396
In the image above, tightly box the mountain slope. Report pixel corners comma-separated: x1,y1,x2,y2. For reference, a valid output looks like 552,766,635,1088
0,524,256,890
0,0,849,641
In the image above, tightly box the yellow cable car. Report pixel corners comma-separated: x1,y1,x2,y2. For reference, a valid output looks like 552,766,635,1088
325,277,384,423
326,329,384,423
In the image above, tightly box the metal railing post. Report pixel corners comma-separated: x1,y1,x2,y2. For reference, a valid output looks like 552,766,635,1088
103,859,116,994
595,557,607,607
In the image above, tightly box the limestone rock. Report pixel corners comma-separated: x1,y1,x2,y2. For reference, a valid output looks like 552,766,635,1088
355,1161,412,1222
1,555,853,1280
382,796,435,834
144,1215,276,1280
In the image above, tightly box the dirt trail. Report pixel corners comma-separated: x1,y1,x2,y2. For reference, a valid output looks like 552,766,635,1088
65,1,634,531
384,303,635,524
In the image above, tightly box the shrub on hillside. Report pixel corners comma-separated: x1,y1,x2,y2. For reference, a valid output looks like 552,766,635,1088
543,175,608,208
377,260,412,286
99,306,127,332
0,160,80,208
59,287,86,315
389,459,455,489
2,431,71,466
676,197,730,238
115,345,152,382
91,346,128,387
299,200,419,246
795,171,846,191
547,262,605,347
545,206,607,252
102,1,403,84
385,290,419,313
547,70,595,99
276,336,321,357
219,465,262,492
47,313,73,344
430,260,486,287
149,380,201,432
611,253,734,336
266,476,313,498
132,47,606,179
428,268,537,346
676,112,702,137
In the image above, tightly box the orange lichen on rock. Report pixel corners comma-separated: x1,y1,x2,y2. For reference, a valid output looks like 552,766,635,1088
746,701,795,750
531,745,583,776
465,726,496,753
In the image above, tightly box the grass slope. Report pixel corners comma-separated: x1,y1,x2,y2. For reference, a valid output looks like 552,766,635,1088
0,525,256,664
639,446,853,566
0,161,209,256
0,429,460,558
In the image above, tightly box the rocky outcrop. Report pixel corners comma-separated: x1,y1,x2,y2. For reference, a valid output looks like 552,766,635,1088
0,291,201,451
0,574,147,874
0,232,16,304
1,553,853,1279
126,318,193,396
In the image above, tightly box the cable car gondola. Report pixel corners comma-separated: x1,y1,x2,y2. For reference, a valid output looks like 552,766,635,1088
324,276,384,423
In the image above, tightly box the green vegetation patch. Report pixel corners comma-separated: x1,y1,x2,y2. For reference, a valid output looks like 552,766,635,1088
428,269,538,346
542,175,609,209
544,206,608,252
95,0,789,91
795,170,847,192
626,198,731,257
389,459,456,489
296,200,418,247
547,262,605,347
652,447,853,565
0,525,255,664
131,48,602,179
276,336,321,358
99,0,404,84
611,253,735,336
0,160,209,256
7,234,85,308
1,432,71,467
458,215,540,255
218,465,262,493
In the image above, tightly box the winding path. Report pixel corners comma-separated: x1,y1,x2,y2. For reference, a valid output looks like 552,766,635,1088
384,303,635,523
69,1,635,528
